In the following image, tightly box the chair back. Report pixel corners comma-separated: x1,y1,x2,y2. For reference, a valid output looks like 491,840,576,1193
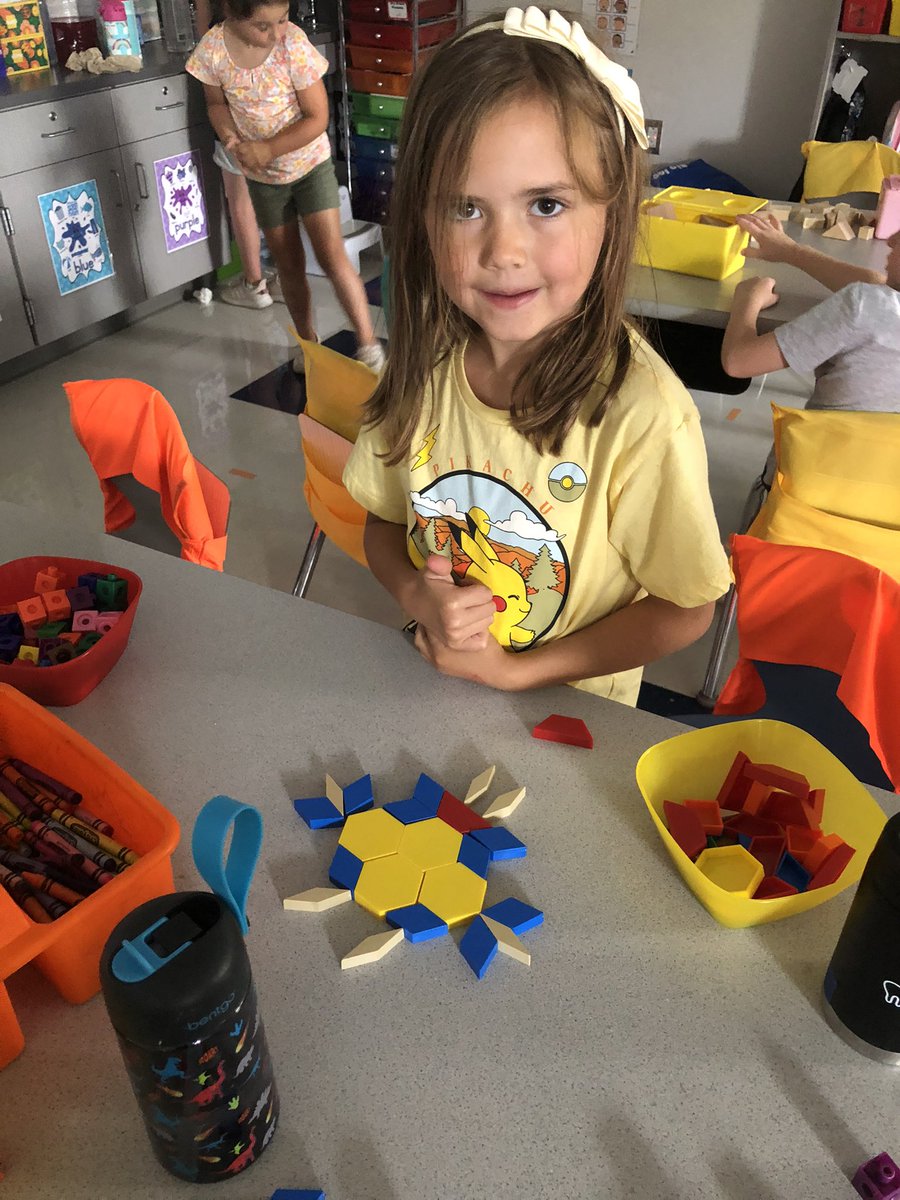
65,378,230,571
716,535,900,790
801,139,900,202
294,338,379,568
749,404,900,581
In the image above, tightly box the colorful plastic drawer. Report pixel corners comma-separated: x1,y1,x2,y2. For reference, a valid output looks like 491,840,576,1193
347,0,456,22
351,90,406,119
0,684,179,1068
347,17,456,49
347,42,436,72
355,156,397,183
356,194,391,225
347,67,412,96
353,133,399,162
352,114,402,140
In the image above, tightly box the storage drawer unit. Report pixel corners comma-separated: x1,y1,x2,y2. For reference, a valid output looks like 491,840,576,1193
3,93,119,174
347,67,413,96
352,133,399,161
347,0,455,19
347,16,456,48
111,74,202,145
351,114,402,140
350,91,406,119
347,42,436,71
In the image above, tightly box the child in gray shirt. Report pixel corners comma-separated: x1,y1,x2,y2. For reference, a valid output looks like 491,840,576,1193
721,215,898,411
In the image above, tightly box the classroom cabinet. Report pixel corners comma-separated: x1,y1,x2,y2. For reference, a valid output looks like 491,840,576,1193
0,147,147,347
0,232,35,365
119,125,228,298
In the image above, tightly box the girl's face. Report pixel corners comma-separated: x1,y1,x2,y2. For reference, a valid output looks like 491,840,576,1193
228,1,289,47
430,97,607,358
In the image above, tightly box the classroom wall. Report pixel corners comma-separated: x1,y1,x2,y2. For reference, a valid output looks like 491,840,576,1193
462,0,839,200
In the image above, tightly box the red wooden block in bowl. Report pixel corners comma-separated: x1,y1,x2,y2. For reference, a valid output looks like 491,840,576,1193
759,790,815,829
808,841,856,890
744,761,810,800
785,825,822,862
742,781,773,816
754,875,799,899
803,833,845,874
0,557,142,707
748,834,785,877
715,751,752,811
663,801,707,860
684,799,723,835
725,811,782,839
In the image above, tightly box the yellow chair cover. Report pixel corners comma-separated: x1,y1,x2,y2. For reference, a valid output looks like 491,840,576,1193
801,139,900,200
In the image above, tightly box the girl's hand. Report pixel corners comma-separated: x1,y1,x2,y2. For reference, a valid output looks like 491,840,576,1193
737,212,795,264
407,554,496,651
235,141,273,172
414,624,524,690
733,275,779,313
221,131,241,152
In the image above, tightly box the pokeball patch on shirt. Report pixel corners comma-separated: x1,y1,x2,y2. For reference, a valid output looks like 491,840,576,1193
547,462,587,503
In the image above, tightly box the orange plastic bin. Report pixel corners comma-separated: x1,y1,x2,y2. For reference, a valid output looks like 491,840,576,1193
0,556,142,706
0,684,179,1069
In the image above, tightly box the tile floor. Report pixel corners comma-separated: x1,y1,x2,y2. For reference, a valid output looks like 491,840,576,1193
0,253,815,702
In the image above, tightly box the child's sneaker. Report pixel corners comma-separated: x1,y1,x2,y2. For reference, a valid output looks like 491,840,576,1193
265,270,285,303
218,276,273,309
356,342,386,373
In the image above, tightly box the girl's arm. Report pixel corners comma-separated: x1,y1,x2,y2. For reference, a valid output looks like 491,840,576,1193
364,514,498,650
234,80,329,173
415,593,716,691
194,0,212,36
201,83,240,149
721,276,788,378
737,213,886,291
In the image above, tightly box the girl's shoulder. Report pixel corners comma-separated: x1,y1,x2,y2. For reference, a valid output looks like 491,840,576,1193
186,22,226,72
281,21,316,55
588,328,699,440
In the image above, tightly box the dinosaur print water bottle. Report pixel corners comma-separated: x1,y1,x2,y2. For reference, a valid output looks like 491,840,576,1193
99,890,279,1182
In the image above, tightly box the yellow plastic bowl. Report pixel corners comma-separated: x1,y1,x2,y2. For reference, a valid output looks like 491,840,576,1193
635,720,887,928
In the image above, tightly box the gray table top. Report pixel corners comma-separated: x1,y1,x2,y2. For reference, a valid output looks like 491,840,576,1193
627,206,890,330
0,503,896,1200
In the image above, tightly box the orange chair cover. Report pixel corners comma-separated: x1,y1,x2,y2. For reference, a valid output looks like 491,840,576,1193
64,379,230,571
298,413,367,567
716,535,900,790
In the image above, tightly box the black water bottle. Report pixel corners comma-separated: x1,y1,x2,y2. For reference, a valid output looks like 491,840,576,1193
100,890,279,1182
824,813,900,1065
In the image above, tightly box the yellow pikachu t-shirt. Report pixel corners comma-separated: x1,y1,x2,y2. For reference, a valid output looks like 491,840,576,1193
343,335,731,705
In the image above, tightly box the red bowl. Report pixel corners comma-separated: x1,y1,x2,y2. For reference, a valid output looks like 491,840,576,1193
0,556,142,706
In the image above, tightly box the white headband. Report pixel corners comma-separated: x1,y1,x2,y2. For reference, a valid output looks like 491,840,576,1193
462,6,649,151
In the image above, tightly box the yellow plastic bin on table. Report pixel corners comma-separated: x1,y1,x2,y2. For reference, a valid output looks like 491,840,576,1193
634,186,767,280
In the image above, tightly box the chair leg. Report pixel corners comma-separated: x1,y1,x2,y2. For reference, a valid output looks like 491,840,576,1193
292,525,326,598
696,585,739,709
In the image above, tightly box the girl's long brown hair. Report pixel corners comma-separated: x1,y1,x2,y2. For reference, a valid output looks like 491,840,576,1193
365,11,647,463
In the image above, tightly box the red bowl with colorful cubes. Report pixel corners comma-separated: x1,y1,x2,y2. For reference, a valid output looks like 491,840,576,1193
0,557,142,706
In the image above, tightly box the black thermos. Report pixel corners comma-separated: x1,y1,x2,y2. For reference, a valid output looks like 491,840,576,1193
100,890,279,1181
824,813,900,1065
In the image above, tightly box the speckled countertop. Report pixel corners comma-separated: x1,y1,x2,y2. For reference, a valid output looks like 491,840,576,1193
0,500,895,1199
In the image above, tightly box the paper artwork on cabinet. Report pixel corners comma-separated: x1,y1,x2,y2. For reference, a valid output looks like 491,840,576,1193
38,180,115,296
154,151,209,253
594,0,641,56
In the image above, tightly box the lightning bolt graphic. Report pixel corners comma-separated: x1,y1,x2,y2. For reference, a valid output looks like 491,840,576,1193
411,425,439,470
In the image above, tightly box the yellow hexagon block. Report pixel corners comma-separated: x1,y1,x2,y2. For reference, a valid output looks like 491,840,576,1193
400,818,463,871
339,808,404,862
355,855,425,918
418,862,487,927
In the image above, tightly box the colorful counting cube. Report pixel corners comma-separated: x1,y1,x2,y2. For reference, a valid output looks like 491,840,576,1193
72,610,99,632
43,589,71,621
66,586,94,612
16,596,46,630
95,575,127,611
95,612,122,635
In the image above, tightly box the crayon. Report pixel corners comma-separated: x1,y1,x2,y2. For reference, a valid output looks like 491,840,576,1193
7,758,84,809
2,760,113,836
42,817,124,875
46,808,138,867
24,883,71,920
0,864,52,922
1,851,98,897
20,870,85,907
27,821,116,886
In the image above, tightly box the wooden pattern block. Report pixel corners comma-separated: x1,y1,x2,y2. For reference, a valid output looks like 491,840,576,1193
744,761,810,800
759,790,814,829
532,714,593,749
270,1190,326,1200
343,773,374,816
822,218,855,241
469,826,527,861
354,855,424,918
338,808,405,860
683,799,723,835
325,774,343,817
695,845,764,897
482,787,526,821
384,797,432,825
714,751,752,810
464,764,496,805
328,845,365,892
293,796,343,830
802,832,845,875
725,811,782,839
341,927,403,970
418,861,487,926
412,773,445,813
663,801,707,860
386,903,448,943
754,876,798,899
437,791,491,833
748,834,785,877
482,897,544,934
775,852,811,893
283,887,352,912
482,914,531,965
456,832,491,879
458,915,498,979
399,817,462,869
808,842,855,890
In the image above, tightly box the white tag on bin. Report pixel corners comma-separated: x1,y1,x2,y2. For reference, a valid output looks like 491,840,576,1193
387,1,408,17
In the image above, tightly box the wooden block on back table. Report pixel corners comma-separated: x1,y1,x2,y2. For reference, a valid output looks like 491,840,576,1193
857,224,875,240
767,202,792,223
802,215,826,231
822,218,856,241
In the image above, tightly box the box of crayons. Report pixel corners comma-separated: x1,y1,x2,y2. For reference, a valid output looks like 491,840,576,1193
0,556,143,706
0,683,179,1070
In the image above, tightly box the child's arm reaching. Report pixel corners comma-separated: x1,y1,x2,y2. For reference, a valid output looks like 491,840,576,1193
414,593,716,691
233,80,329,175
721,276,788,378
201,83,241,152
364,516,498,651
737,213,886,291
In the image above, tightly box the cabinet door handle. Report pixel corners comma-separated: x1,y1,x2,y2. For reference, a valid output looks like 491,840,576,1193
111,168,127,209
135,162,150,199
154,101,185,111
41,127,76,138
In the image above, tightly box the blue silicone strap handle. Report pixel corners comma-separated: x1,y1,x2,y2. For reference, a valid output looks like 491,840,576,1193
191,795,263,935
